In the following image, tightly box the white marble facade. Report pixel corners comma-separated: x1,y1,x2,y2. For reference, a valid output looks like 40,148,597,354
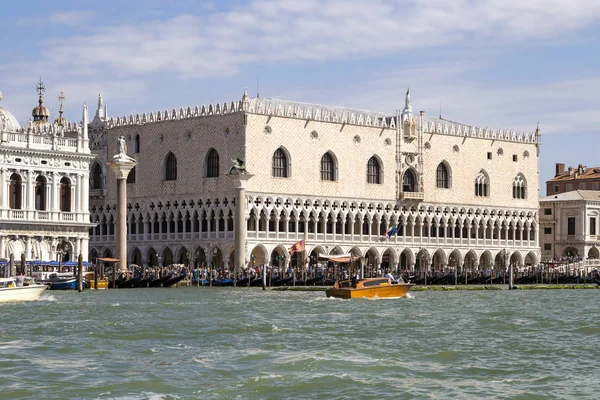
0,90,94,263
88,90,541,274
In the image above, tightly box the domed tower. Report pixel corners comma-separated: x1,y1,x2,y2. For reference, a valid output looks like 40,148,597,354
54,88,68,126
0,90,22,132
30,77,50,128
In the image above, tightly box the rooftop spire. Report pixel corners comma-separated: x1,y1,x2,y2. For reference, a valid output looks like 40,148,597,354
96,93,105,120
32,77,49,123
54,88,68,126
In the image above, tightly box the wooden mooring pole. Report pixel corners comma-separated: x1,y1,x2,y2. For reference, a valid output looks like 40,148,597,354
77,254,84,292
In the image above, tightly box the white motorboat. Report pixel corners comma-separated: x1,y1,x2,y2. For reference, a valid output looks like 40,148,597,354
0,277,48,302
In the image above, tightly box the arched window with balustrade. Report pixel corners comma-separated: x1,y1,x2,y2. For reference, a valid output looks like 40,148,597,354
35,175,47,210
402,169,416,192
60,177,71,212
9,173,22,209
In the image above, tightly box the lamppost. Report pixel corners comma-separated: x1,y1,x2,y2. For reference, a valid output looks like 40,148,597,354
158,255,162,268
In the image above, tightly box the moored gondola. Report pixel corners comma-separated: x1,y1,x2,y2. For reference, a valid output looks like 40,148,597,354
148,275,172,287
163,273,187,287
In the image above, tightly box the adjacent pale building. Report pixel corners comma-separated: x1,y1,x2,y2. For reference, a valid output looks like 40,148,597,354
88,89,541,275
539,190,600,261
0,84,94,263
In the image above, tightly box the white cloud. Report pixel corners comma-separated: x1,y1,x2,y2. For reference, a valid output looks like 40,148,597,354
16,10,93,27
11,0,598,81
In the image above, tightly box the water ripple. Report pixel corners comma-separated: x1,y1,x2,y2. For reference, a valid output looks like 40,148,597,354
0,288,598,398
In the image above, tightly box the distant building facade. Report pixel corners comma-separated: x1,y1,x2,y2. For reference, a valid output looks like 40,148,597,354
539,190,600,261
87,89,541,274
546,163,600,196
0,84,94,263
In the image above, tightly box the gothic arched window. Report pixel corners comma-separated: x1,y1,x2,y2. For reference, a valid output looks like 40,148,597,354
9,173,22,210
35,175,47,210
436,162,450,188
165,152,177,181
60,177,71,212
134,134,140,153
320,152,336,181
272,148,288,178
474,170,489,197
127,167,136,184
367,156,381,184
402,169,416,192
91,162,102,189
513,174,526,199
206,148,219,178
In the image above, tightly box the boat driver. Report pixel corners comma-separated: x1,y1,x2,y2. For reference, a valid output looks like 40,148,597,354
384,270,397,283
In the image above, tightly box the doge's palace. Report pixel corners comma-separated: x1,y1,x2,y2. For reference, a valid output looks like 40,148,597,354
0,83,95,263
88,88,541,276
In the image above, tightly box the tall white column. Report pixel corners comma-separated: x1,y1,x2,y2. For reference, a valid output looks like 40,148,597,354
52,173,59,212
227,173,253,278
76,174,82,212
107,157,136,272
0,168,6,209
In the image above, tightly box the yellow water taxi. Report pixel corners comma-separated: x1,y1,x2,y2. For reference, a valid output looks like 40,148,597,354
84,272,109,289
326,277,413,299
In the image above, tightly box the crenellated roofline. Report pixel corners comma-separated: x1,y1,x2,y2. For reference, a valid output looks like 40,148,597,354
104,94,540,144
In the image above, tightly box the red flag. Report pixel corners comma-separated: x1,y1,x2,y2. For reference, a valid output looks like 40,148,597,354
288,239,305,255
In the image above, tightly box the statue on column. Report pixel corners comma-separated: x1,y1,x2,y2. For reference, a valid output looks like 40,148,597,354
228,158,248,175
113,135,136,162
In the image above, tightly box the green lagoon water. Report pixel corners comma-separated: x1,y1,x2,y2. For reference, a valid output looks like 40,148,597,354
1,288,599,399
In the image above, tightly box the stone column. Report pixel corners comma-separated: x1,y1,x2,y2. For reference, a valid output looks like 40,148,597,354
107,158,136,272
227,172,253,278
25,236,31,260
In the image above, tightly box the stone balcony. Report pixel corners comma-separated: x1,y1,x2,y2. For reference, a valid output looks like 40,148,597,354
398,191,424,201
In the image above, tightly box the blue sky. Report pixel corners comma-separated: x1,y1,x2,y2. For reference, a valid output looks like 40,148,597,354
1,0,600,192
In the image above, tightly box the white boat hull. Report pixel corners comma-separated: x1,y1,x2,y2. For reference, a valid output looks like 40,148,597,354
0,285,48,302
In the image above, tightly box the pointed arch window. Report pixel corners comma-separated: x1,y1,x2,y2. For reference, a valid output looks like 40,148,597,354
9,173,22,209
206,148,219,178
320,152,336,181
165,152,177,181
127,167,136,184
272,148,288,178
367,156,381,184
436,162,450,188
91,162,103,189
402,169,416,192
513,174,527,199
35,175,47,210
134,134,140,153
475,171,489,197
60,177,71,212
